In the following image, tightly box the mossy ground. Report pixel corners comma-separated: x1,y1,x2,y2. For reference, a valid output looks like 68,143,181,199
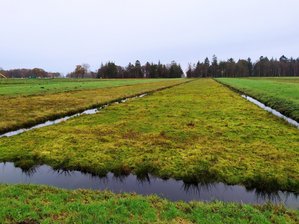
0,184,298,224
0,79,298,192
0,79,186,134
217,77,299,121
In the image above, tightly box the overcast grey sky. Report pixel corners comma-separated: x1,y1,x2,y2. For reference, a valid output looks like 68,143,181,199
1,0,298,74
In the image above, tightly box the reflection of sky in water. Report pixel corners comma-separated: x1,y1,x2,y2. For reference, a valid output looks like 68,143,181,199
0,162,298,209
242,95,299,128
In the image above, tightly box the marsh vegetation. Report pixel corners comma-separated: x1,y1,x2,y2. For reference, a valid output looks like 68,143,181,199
1,79,298,192
1,78,299,223
0,79,186,134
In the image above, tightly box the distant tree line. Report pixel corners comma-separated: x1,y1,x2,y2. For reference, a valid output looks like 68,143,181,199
0,68,60,78
2,55,299,79
67,61,184,79
97,60,183,78
187,55,299,78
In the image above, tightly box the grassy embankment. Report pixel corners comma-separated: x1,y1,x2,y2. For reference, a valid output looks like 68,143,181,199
0,79,298,192
0,79,187,134
216,77,299,122
0,78,177,96
0,185,298,223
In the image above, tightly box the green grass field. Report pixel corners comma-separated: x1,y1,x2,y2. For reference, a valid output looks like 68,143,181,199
0,184,298,224
1,79,298,192
0,78,177,96
216,77,299,121
0,79,187,134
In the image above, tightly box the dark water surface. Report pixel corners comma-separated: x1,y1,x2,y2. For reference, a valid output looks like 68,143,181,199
0,162,298,209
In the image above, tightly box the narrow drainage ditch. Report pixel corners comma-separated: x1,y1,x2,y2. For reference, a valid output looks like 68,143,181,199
0,93,147,138
0,162,298,209
242,95,299,129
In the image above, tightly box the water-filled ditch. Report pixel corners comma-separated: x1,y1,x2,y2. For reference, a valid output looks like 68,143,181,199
242,95,299,129
0,162,298,209
0,93,147,138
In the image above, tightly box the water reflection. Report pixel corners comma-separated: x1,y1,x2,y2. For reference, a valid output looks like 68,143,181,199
242,95,299,128
0,162,298,209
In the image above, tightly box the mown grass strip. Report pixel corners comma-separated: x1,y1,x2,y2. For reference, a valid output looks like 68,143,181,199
0,79,298,192
216,77,299,122
0,78,177,97
0,184,298,224
0,79,187,134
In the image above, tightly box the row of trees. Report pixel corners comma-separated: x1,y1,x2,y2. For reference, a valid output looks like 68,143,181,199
2,55,299,79
67,61,184,79
187,55,299,78
0,68,60,78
